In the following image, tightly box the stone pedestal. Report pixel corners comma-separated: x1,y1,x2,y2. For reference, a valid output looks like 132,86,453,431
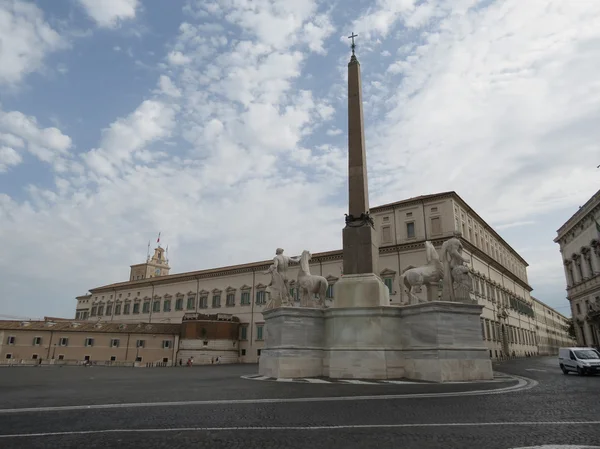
342,225,379,275
258,307,324,378
333,273,390,308
258,300,493,382
325,307,404,379
401,301,493,382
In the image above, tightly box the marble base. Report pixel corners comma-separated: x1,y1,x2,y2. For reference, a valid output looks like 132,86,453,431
258,307,324,378
333,273,390,308
258,301,493,382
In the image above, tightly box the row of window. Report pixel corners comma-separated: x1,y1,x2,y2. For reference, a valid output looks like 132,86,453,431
5,336,172,349
472,276,534,317
239,324,263,341
4,353,169,363
87,286,341,318
380,216,442,244
480,318,536,346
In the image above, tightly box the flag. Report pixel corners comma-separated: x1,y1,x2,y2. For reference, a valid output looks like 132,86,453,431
157,232,161,243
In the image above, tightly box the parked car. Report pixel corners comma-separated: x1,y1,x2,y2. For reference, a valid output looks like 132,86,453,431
558,347,600,375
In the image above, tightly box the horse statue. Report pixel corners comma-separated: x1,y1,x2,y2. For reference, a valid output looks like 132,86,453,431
297,250,329,308
399,241,444,305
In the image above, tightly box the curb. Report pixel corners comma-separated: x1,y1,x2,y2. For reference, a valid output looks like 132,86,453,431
241,371,516,385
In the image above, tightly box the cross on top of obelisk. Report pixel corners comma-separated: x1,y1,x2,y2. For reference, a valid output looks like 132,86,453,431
348,32,358,59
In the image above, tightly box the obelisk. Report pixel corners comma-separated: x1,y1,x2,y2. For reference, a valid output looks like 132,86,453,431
335,33,389,308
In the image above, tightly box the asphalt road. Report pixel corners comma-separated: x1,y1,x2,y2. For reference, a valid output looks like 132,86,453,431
0,357,598,448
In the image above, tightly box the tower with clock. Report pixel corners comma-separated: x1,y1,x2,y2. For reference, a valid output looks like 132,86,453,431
129,245,171,281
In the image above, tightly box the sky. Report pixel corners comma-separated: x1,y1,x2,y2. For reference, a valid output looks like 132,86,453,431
0,0,599,320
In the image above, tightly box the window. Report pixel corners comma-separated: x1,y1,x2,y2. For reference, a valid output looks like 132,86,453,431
84,355,90,361
91,306,97,316
241,291,251,305
111,339,120,348
199,296,208,308
240,326,248,340
212,295,221,308
162,358,169,363
256,291,266,304
5,354,12,359
175,298,183,310
115,304,121,315
85,338,94,347
59,337,68,346
153,301,160,313
162,340,172,349
257,349,262,356
576,303,581,314
406,222,415,239
382,226,391,243
256,325,264,340
241,349,246,356
58,354,64,360
110,356,117,361
33,336,42,346
32,354,38,360
163,300,171,312
187,297,195,310
326,284,334,298
97,305,104,316
430,217,441,235
142,302,150,314
135,356,142,362
226,293,235,306
130,303,137,314
7,336,15,345
106,304,112,316
136,340,145,348
384,278,393,294
480,319,485,340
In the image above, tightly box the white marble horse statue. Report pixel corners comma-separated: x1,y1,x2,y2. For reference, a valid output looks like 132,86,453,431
297,250,328,308
400,241,444,304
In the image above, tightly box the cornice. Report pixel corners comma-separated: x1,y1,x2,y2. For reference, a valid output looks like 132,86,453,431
555,189,600,242
460,238,533,292
371,192,455,214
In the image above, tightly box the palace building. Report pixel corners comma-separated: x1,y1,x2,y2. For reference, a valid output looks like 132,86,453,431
61,191,574,365
555,188,600,348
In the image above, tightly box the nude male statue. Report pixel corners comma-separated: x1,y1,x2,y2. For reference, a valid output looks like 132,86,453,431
264,248,300,307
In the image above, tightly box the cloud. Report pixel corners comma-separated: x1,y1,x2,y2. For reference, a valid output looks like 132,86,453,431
156,75,182,98
77,0,139,28
0,145,22,172
0,0,65,85
2,0,599,320
83,100,176,177
0,106,72,170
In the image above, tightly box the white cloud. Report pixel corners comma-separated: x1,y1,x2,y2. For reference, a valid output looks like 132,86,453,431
83,99,176,177
157,75,182,98
0,106,72,169
0,0,65,85
167,51,191,65
0,145,22,171
78,0,139,28
3,0,599,319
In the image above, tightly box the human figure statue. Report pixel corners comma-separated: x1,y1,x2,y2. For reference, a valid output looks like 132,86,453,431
440,232,472,302
264,248,300,309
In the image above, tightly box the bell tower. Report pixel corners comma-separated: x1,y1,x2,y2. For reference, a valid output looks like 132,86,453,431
129,245,171,281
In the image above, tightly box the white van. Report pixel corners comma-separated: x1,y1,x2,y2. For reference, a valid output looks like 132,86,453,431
558,347,600,375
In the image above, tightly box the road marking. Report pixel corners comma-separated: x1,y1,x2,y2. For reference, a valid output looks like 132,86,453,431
1,421,599,439
381,380,418,385
338,380,377,385
525,369,548,372
302,378,330,383
0,374,537,415
275,378,294,382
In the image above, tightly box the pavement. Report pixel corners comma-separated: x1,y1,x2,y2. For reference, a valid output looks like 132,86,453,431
0,357,598,448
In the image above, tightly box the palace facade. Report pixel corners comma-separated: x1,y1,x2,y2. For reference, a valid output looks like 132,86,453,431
68,191,573,364
555,188,600,348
